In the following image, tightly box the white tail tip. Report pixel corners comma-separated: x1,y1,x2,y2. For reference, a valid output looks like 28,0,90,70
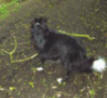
92,58,106,72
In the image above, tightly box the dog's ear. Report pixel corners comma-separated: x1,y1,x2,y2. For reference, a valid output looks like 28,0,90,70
34,17,48,23
31,18,36,28
31,21,34,28
41,17,47,23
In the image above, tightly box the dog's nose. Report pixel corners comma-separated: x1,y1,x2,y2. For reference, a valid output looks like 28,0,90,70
35,22,40,26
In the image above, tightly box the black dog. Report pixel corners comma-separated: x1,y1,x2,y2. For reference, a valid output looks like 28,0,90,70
31,17,106,80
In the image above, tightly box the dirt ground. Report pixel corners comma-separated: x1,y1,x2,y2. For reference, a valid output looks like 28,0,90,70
0,0,107,98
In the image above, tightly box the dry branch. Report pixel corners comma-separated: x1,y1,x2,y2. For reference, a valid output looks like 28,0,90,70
58,30,95,40
1,36,38,63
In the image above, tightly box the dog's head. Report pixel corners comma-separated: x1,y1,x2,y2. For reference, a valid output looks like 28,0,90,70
31,17,48,33
31,17,48,49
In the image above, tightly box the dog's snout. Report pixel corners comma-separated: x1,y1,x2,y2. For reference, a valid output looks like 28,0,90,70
35,22,40,27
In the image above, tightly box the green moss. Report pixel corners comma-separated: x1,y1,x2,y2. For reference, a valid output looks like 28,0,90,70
0,0,21,20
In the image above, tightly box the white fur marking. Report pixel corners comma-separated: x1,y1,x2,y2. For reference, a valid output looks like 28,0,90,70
92,58,106,72
35,22,40,26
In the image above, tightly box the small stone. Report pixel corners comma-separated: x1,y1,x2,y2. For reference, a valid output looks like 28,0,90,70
36,67,44,71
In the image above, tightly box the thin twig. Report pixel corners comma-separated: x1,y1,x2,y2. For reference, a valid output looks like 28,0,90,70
1,35,38,63
58,30,95,40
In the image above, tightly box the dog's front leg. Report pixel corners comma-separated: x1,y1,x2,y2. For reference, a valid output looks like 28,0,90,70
38,53,47,64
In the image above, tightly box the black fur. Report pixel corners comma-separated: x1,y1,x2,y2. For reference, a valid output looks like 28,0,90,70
31,17,94,80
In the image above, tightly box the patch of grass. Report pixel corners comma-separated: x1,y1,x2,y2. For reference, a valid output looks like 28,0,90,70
89,89,96,98
28,81,35,88
0,0,21,20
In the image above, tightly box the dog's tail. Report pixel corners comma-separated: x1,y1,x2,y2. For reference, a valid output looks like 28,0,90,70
91,57,106,72
77,57,106,73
